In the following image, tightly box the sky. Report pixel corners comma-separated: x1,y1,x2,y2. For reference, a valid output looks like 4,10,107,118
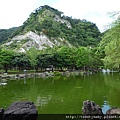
0,0,120,32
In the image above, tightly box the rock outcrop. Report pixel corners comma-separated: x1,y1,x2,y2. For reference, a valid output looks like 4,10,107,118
82,100,120,120
1,101,38,120
2,31,72,52
82,100,104,120
82,100,103,115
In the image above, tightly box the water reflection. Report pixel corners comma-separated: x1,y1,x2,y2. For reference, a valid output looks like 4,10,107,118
102,69,110,74
24,77,26,84
102,101,111,114
36,94,52,107
1,73,120,114
102,72,120,109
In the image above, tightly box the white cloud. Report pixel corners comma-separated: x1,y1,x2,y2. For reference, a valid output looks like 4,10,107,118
0,0,39,29
0,0,120,31
53,0,120,32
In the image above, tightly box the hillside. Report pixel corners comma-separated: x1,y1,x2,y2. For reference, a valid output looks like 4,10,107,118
0,27,18,43
0,5,102,51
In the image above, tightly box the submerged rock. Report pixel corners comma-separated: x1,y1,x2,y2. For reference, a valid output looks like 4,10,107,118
2,101,38,120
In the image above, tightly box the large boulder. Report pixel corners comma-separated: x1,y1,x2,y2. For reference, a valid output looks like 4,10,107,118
82,100,103,119
0,108,4,120
2,101,38,120
82,100,103,114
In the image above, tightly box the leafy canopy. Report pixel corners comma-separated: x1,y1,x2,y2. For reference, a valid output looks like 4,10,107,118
100,15,120,69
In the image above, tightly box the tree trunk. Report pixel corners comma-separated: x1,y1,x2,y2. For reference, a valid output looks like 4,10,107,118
5,69,7,73
4,66,8,73
34,66,35,76
18,66,21,73
51,65,54,72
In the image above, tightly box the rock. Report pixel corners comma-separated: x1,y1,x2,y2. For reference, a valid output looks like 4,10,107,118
105,108,120,120
82,100,103,119
3,73,8,75
106,108,120,114
1,79,7,82
16,74,19,77
0,83,7,86
3,101,38,120
0,108,4,120
19,75,25,78
2,76,10,79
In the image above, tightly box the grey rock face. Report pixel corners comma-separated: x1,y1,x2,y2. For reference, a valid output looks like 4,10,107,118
82,100,104,120
82,100,103,115
2,101,38,120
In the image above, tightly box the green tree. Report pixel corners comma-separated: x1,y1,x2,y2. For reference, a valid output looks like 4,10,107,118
100,16,120,69
37,47,57,70
12,52,30,72
27,47,38,74
76,47,93,71
0,49,14,73
91,47,104,69
54,46,72,70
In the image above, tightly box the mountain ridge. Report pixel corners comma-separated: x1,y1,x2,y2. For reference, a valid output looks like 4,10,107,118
0,5,102,51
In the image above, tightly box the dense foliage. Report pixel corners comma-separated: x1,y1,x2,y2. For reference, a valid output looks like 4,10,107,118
0,46,102,72
99,15,120,70
1,5,102,47
0,27,18,43
0,49,14,72
4,6,120,72
22,5,102,47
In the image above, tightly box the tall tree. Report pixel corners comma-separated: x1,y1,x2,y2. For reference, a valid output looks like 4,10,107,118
53,46,73,70
12,52,30,72
27,47,38,74
101,16,120,69
0,49,14,73
76,47,93,71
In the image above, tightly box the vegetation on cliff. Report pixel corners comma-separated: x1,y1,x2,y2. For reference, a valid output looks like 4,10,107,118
0,5,102,47
0,27,18,43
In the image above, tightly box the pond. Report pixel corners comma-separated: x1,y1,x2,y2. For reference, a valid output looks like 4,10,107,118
0,72,120,114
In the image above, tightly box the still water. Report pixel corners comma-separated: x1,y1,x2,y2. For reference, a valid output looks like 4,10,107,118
0,72,120,114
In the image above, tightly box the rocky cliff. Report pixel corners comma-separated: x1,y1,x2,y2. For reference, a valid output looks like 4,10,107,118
2,31,71,52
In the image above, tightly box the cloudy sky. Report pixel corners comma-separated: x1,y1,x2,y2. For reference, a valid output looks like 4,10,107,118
0,0,119,32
